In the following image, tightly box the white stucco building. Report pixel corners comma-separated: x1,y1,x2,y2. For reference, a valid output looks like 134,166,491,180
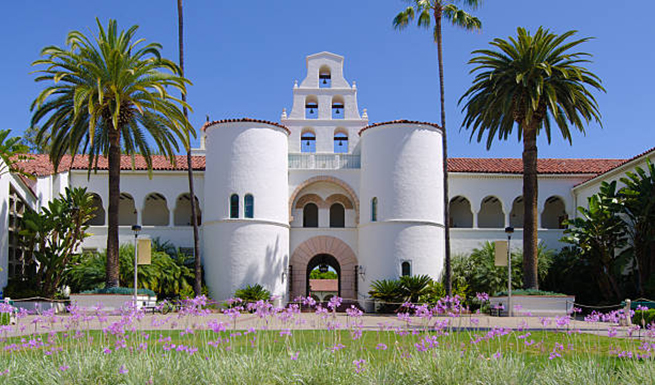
2,52,653,308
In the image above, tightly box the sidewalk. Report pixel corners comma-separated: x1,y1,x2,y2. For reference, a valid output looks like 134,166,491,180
5,312,644,339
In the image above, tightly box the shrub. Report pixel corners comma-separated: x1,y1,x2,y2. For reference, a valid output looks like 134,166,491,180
233,284,271,303
632,309,655,327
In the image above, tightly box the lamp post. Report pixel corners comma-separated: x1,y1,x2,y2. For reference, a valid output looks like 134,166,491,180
505,226,514,317
131,225,142,309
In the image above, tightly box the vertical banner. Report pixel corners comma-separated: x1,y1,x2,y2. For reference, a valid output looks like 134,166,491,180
137,238,151,265
494,241,508,266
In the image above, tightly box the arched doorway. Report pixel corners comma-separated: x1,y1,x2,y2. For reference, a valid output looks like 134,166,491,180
290,236,358,303
307,254,340,301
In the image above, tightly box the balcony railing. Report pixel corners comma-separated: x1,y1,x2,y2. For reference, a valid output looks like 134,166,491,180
289,153,360,169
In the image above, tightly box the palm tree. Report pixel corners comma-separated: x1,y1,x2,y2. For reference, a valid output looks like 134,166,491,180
0,129,31,177
31,18,194,288
460,27,604,289
177,0,202,296
393,0,482,295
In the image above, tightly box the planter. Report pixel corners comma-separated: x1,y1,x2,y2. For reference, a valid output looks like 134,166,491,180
70,293,156,313
10,300,67,314
489,295,574,317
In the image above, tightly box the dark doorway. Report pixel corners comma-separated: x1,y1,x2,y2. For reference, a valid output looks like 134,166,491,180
306,254,340,299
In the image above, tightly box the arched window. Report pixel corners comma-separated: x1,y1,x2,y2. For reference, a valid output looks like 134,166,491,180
143,193,169,226
244,194,254,219
301,130,316,153
401,261,411,277
510,196,524,228
303,203,318,228
319,65,331,88
87,194,105,226
542,196,567,229
334,130,348,153
478,196,504,228
118,193,136,226
371,197,378,222
329,203,345,228
305,95,318,119
230,194,239,219
449,196,473,228
174,194,202,226
332,95,344,119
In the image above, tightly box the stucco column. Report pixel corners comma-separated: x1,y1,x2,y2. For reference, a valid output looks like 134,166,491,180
472,209,479,229
504,212,510,228
168,206,175,227
135,206,143,226
319,208,329,228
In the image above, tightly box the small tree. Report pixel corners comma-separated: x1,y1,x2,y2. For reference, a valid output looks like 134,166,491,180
20,187,97,297
0,129,31,177
562,181,627,301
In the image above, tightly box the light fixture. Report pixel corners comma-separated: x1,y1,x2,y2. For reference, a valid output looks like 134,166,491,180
131,224,142,309
319,264,328,273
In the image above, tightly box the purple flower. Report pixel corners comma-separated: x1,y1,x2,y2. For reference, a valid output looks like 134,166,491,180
118,365,128,374
376,343,387,350
290,351,299,360
353,359,366,374
476,292,489,302
59,365,69,372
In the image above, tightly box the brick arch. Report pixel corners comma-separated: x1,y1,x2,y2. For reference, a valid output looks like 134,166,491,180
294,193,326,209
325,194,354,210
289,176,359,223
290,236,358,302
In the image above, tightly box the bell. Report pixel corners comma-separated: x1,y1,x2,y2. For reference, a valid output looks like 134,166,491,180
338,140,343,146
335,109,340,114
322,78,327,85
309,108,314,114
306,140,310,146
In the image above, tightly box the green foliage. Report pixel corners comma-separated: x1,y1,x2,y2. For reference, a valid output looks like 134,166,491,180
460,27,604,149
64,244,194,299
19,187,97,298
80,287,155,297
3,278,41,299
619,160,655,297
451,241,554,301
632,309,655,327
393,0,482,41
0,129,32,177
233,284,271,303
369,274,469,312
562,181,629,302
542,247,602,305
399,275,433,303
309,270,337,279
20,125,50,154
30,18,195,172
0,313,9,326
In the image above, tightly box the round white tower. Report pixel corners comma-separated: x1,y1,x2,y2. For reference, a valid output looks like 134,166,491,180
358,121,444,309
203,119,290,305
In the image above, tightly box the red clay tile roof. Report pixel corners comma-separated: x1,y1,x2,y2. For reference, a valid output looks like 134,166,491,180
358,120,443,135
201,118,290,134
574,146,655,187
14,154,624,177
447,158,624,175
309,279,338,292
14,154,205,177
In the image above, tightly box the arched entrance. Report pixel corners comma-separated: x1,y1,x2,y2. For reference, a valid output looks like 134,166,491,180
290,236,358,303
307,254,340,301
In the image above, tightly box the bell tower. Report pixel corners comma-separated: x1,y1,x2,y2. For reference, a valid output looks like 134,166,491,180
282,52,368,154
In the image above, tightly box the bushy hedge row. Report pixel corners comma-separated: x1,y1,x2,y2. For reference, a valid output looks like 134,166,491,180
632,309,655,327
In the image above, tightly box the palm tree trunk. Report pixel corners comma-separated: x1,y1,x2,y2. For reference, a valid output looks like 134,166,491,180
434,8,452,296
177,0,202,297
106,129,121,288
522,123,539,289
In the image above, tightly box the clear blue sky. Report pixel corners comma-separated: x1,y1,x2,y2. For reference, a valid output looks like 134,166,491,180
1,1,652,159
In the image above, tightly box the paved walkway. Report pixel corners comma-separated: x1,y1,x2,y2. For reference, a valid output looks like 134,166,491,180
5,312,647,339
